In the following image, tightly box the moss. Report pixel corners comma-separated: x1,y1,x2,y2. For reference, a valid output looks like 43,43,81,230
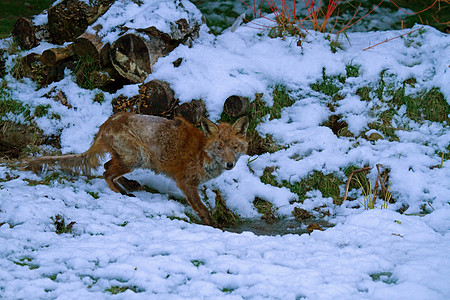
13,257,39,270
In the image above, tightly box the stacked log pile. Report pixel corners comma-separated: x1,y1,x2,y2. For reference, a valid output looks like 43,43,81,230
9,0,252,131
11,0,203,91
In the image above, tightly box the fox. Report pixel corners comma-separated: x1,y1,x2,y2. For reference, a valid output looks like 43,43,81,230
23,112,249,227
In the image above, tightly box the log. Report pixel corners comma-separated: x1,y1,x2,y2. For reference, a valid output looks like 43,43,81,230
223,95,250,118
109,33,166,83
110,18,203,83
12,53,41,79
137,80,178,116
13,53,68,88
40,45,74,66
47,0,114,45
11,18,38,50
175,100,206,125
73,33,103,62
47,0,90,45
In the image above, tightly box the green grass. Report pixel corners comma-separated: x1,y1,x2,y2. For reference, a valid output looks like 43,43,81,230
211,189,240,227
105,285,142,294
24,172,72,186
0,0,54,38
13,257,39,270
345,63,361,78
191,259,205,267
370,272,397,284
86,191,100,199
261,167,343,205
392,87,449,123
74,54,102,90
310,68,343,97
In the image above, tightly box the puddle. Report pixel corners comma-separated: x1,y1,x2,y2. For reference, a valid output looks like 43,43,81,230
224,219,334,236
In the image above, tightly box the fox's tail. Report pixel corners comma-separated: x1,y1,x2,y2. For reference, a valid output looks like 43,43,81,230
22,138,106,175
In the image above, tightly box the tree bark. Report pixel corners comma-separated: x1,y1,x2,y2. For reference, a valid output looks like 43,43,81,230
40,45,74,66
47,0,114,45
11,18,39,50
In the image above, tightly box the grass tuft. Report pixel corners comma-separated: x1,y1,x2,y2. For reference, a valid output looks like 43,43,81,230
105,285,142,294
310,68,343,97
51,214,75,234
261,166,343,205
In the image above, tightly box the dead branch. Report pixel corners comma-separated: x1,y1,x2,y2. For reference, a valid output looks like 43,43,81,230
363,27,423,51
343,166,370,202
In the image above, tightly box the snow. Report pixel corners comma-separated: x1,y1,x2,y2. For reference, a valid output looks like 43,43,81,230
1,0,450,299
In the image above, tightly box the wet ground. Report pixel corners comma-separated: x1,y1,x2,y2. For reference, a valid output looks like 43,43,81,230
225,218,334,236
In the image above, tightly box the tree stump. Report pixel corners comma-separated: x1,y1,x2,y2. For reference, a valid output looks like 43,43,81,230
175,100,206,125
137,80,178,116
223,95,250,118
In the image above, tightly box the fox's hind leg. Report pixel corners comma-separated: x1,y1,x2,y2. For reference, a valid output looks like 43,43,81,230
103,157,135,196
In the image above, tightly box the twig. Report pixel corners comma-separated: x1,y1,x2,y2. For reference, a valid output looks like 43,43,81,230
363,27,423,51
390,0,438,15
343,166,370,202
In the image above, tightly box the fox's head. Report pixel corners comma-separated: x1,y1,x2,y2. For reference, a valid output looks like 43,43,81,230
201,116,249,178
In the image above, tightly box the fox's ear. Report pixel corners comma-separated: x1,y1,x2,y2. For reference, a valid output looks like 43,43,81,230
201,118,219,137
232,116,249,135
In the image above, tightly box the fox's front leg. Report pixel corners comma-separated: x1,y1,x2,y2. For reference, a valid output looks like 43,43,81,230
177,183,215,226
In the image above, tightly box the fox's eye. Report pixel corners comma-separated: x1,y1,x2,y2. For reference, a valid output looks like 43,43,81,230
233,146,238,151
216,145,222,151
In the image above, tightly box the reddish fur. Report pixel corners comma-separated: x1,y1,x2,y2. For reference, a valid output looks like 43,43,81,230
23,112,249,226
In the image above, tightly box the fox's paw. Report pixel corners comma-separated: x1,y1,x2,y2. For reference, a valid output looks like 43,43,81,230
117,177,142,192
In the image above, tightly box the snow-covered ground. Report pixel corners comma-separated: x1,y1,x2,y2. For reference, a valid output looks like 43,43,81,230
1,0,449,298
